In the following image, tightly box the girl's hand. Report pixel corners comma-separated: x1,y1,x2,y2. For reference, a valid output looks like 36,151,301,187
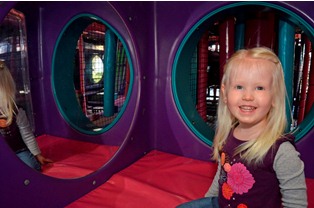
36,154,53,165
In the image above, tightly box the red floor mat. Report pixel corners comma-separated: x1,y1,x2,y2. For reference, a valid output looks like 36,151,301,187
67,150,217,208
36,135,119,178
67,150,314,208
36,136,313,207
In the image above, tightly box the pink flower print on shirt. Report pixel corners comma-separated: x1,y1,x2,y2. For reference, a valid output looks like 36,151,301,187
227,162,255,194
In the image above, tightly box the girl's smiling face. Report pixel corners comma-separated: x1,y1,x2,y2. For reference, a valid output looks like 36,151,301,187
222,58,275,130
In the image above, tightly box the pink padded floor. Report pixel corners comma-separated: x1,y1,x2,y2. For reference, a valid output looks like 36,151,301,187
37,135,313,207
37,135,119,178
66,150,218,208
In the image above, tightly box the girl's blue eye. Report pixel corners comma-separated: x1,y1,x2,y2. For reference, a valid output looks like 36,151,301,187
256,86,264,90
235,85,243,90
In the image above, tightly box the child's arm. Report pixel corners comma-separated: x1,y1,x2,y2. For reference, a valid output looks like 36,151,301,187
274,141,307,208
205,161,220,197
16,108,41,156
16,108,52,165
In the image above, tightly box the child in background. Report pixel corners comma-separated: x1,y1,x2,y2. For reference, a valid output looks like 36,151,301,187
0,60,52,171
177,47,307,208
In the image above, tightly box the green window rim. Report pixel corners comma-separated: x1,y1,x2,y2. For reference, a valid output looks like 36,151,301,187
172,1,314,146
52,13,133,135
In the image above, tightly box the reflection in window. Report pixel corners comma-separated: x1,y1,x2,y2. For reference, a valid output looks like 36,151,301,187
0,9,34,129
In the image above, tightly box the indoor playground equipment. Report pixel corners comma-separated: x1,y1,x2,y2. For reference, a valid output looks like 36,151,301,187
0,1,314,207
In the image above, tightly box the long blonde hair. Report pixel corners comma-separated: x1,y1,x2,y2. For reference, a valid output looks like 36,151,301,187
0,60,17,125
212,47,288,165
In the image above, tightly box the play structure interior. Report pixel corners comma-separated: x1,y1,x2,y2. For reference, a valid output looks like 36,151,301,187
0,1,314,207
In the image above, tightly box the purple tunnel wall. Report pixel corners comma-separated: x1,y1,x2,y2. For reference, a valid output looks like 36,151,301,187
0,1,313,207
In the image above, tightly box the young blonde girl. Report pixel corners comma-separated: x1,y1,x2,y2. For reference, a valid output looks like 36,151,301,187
0,60,52,171
178,47,307,208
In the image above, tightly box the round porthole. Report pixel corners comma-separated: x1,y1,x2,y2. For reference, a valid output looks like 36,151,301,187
52,14,133,134
85,54,104,85
91,55,104,83
172,2,314,145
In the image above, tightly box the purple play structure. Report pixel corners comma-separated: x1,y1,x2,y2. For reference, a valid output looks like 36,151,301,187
0,1,313,207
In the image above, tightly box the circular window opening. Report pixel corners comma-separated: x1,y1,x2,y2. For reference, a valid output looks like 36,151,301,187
91,55,104,83
53,14,133,134
173,2,314,145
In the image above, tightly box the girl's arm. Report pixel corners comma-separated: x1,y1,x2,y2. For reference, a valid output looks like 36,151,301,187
16,108,53,165
205,161,220,197
16,108,41,156
274,141,308,208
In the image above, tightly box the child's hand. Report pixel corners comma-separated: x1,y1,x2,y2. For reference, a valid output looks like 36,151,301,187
36,154,53,165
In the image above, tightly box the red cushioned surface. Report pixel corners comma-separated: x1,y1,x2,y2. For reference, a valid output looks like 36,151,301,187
36,136,313,207
67,150,314,208
67,150,218,208
37,135,119,178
